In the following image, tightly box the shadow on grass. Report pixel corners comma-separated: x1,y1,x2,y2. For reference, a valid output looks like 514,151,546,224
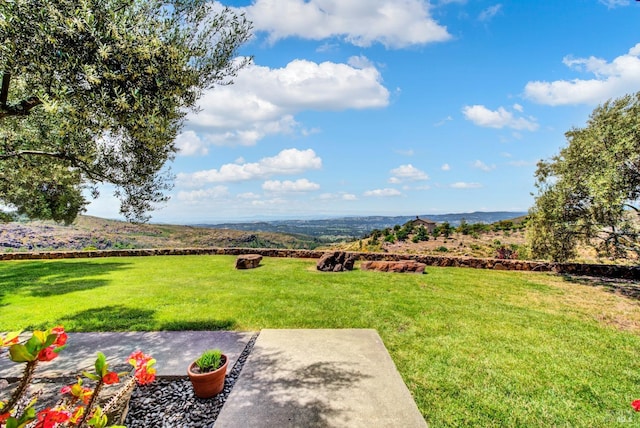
160,319,237,331
0,261,132,301
36,305,157,332
562,274,640,300
30,305,237,332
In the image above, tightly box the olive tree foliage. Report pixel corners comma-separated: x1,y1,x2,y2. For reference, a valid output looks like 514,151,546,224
527,92,640,262
0,0,251,223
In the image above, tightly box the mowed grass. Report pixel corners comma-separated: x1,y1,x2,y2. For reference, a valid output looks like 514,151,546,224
1,255,640,426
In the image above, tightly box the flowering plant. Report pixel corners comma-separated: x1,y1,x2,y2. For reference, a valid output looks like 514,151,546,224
0,327,155,428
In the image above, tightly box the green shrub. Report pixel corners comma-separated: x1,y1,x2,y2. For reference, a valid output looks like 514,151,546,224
436,246,448,252
195,349,223,373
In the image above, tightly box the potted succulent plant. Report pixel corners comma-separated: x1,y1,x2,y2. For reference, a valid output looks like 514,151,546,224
187,348,228,398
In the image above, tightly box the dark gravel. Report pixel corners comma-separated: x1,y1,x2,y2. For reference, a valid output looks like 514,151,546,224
125,332,258,427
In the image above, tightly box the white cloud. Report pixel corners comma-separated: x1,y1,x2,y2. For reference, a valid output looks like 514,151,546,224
241,0,451,49
441,163,451,171
462,105,538,131
599,0,630,8
473,160,496,172
512,103,523,112
262,179,321,193
177,148,322,186
318,192,357,201
389,164,429,182
183,58,389,148
525,43,640,105
478,4,502,22
237,192,261,200
395,149,415,156
175,131,207,156
364,188,403,197
450,182,482,189
177,186,230,203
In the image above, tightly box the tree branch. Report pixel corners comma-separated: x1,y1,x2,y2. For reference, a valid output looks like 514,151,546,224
0,96,42,119
0,72,42,119
0,72,9,107
0,149,115,184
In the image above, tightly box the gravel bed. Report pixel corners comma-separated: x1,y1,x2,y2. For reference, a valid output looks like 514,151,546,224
125,332,259,428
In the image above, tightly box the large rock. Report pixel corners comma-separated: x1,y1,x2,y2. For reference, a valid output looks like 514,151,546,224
235,254,263,269
361,260,426,274
317,251,356,272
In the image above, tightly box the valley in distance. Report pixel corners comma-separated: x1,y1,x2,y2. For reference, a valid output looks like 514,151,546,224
1,211,530,260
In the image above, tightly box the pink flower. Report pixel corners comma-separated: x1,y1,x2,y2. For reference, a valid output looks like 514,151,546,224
103,371,119,385
37,347,58,362
632,399,640,412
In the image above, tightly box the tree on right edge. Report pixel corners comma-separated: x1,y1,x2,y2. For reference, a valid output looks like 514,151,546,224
527,92,640,263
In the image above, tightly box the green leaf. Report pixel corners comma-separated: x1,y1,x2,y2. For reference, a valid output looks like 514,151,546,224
15,404,36,426
95,352,108,376
42,333,57,348
8,344,35,362
83,371,101,381
24,334,44,354
0,330,21,346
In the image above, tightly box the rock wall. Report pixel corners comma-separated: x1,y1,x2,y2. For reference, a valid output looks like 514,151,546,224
1,248,638,279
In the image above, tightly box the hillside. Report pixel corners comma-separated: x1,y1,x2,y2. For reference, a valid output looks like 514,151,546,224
204,211,527,240
0,215,322,252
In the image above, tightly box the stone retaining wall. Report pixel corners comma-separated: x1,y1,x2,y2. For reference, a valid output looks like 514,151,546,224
1,248,638,279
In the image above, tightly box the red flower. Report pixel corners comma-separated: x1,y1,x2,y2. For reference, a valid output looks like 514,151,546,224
632,399,640,412
134,366,156,385
37,347,58,362
129,351,156,385
50,326,67,347
35,408,70,428
53,332,67,347
103,371,120,385
0,412,10,423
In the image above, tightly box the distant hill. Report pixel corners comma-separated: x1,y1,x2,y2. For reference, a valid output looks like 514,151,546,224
1,215,322,252
1,212,527,252
200,211,527,241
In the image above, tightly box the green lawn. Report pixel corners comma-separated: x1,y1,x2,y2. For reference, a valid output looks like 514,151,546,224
1,255,640,426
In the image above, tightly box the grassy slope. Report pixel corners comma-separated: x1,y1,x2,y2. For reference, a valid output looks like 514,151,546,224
1,256,640,426
2,215,321,250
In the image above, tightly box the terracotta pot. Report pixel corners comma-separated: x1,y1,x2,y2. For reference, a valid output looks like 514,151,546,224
187,354,228,398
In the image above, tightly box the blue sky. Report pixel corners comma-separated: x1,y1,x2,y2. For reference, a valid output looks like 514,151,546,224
86,0,640,224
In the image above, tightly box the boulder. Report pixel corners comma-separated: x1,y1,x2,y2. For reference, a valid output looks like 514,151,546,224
235,254,263,269
361,260,426,274
317,251,356,272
